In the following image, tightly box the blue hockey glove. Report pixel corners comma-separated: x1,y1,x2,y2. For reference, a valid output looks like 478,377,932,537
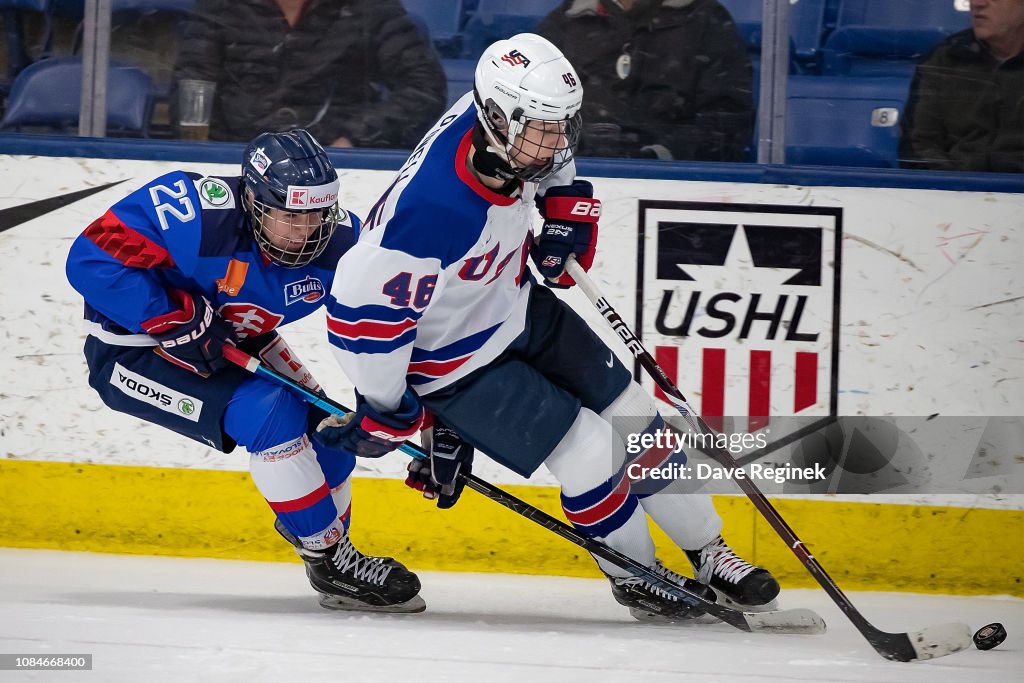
142,289,236,377
532,180,601,288
405,419,474,509
316,388,424,459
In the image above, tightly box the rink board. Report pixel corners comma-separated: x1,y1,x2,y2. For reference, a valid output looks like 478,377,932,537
1,155,1022,596
1,459,1021,596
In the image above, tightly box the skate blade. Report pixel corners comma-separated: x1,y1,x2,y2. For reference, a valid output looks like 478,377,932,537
317,593,426,614
627,606,719,625
717,594,779,613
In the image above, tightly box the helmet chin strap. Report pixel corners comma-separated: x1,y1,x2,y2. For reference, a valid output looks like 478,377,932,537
471,124,519,187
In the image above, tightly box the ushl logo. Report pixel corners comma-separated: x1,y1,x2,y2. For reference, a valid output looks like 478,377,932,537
637,200,842,427
501,50,531,68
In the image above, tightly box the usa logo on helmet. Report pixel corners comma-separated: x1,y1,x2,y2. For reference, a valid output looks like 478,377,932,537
501,50,531,68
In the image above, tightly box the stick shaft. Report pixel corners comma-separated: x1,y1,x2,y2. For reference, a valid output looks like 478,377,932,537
565,259,922,658
221,344,752,628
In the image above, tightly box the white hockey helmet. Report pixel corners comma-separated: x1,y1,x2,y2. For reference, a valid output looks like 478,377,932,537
473,33,583,182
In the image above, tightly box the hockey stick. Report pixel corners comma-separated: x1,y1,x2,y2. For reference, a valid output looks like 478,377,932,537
564,258,973,661
222,345,824,635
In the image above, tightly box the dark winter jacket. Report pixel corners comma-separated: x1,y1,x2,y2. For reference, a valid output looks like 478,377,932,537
537,0,754,161
900,29,1024,173
174,0,447,147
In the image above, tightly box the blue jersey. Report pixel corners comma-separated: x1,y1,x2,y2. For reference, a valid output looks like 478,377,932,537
66,170,359,344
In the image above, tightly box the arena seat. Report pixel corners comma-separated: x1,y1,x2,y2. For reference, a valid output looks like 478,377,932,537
785,74,911,167
0,57,153,135
461,0,562,60
401,0,464,57
822,0,971,75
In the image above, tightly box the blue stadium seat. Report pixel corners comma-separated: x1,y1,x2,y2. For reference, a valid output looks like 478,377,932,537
402,0,464,57
0,57,153,135
111,0,193,12
442,58,476,109
784,74,911,167
823,0,971,75
1,0,50,90
718,0,828,67
461,0,562,60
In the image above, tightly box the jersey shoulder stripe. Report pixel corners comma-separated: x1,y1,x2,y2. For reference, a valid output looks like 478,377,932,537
373,108,495,268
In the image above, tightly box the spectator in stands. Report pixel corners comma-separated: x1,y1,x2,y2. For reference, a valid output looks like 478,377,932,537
537,0,754,161
173,0,447,148
900,0,1024,173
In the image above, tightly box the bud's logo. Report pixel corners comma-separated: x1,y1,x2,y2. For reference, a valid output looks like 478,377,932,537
285,181,340,210
637,200,842,427
284,275,325,305
501,50,531,68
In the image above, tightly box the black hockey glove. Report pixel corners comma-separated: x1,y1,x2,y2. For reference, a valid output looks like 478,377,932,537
532,180,601,288
316,388,424,459
405,419,474,509
142,289,236,377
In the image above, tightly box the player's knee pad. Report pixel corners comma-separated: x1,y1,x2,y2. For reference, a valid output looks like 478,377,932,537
543,407,624,496
311,429,356,489
224,376,309,452
545,409,647,544
599,381,662,444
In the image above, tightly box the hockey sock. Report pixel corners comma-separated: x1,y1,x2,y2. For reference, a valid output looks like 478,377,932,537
249,434,346,550
544,407,655,577
599,381,723,551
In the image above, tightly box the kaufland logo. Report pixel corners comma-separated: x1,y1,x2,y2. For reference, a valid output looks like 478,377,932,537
284,275,325,305
285,181,339,210
637,200,842,428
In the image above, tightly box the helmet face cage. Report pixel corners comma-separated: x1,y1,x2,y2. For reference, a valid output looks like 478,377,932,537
490,102,582,182
240,129,340,268
244,192,339,268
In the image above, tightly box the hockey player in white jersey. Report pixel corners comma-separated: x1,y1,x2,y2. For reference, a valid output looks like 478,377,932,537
320,33,780,621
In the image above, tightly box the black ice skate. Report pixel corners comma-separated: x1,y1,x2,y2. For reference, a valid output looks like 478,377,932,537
276,519,425,613
685,535,780,610
607,560,717,623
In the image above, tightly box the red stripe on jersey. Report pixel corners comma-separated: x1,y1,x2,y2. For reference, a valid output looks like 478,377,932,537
267,482,331,513
326,314,416,341
83,210,175,269
407,354,472,377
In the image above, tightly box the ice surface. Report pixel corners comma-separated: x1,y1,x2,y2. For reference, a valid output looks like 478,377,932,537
1,549,1021,682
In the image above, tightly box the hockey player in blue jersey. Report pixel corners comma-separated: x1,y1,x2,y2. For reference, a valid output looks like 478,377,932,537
65,129,424,613
319,34,781,621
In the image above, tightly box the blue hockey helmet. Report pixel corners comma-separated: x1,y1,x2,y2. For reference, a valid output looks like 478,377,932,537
241,129,341,267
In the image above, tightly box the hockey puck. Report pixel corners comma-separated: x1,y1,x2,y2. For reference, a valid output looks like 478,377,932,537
973,623,1007,650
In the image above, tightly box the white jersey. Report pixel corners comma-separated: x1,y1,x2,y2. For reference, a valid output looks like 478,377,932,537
326,95,574,410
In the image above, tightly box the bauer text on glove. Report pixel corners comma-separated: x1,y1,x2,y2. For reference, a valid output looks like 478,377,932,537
141,289,236,377
532,179,600,288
